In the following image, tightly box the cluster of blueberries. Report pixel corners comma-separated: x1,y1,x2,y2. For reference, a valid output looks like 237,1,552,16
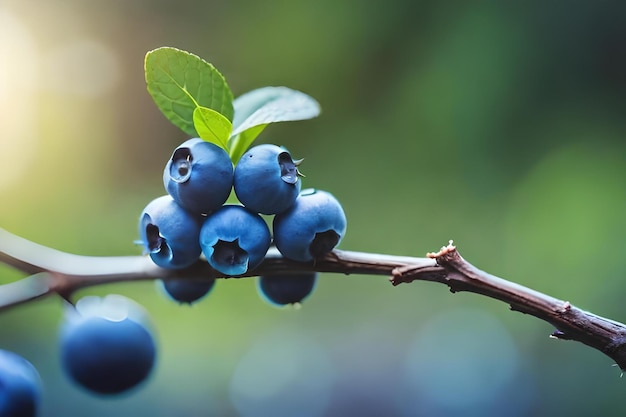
139,138,347,305
0,139,347,415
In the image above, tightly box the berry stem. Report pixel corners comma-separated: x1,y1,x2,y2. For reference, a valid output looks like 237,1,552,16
2,227,626,370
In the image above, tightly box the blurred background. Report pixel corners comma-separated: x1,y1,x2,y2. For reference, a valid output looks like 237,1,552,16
1,0,625,415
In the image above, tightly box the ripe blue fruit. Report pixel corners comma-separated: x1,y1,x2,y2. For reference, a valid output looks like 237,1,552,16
273,189,347,262
164,138,234,215
258,272,318,306
0,350,41,417
233,144,302,215
158,278,216,304
200,205,271,276
139,195,202,269
59,295,157,395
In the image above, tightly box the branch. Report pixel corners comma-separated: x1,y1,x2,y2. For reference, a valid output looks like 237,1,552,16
2,229,626,370
393,242,626,371
0,228,438,306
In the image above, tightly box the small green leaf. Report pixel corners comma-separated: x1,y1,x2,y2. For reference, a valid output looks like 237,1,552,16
193,107,232,150
145,47,234,136
229,86,320,162
229,125,268,163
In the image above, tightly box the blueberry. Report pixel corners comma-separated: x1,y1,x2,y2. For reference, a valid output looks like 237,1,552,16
200,205,271,276
273,189,347,262
139,195,202,269
258,272,318,306
59,295,156,395
158,278,216,304
233,144,302,215
164,138,234,215
0,350,41,417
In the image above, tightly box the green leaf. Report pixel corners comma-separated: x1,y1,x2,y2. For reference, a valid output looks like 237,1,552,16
229,86,320,161
232,86,320,134
145,47,234,136
193,107,233,150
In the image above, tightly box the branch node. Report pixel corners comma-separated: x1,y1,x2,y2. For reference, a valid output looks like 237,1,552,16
390,263,445,286
390,266,413,286
557,301,572,314
426,240,456,260
389,275,401,287
390,265,411,285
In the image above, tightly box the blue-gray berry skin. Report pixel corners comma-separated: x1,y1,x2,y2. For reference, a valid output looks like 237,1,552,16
200,205,271,276
0,350,41,417
59,295,156,395
273,189,347,262
164,138,234,215
258,272,318,306
233,144,302,215
139,195,202,269
158,278,216,304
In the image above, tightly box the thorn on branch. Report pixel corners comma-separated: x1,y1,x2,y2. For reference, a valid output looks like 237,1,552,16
550,329,567,339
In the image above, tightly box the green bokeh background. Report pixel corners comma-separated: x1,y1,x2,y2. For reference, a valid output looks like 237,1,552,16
1,1,625,416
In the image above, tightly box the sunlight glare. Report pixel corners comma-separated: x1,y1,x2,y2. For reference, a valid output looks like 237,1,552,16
0,10,39,192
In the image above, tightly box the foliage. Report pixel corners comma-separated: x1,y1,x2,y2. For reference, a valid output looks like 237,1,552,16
145,47,320,163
